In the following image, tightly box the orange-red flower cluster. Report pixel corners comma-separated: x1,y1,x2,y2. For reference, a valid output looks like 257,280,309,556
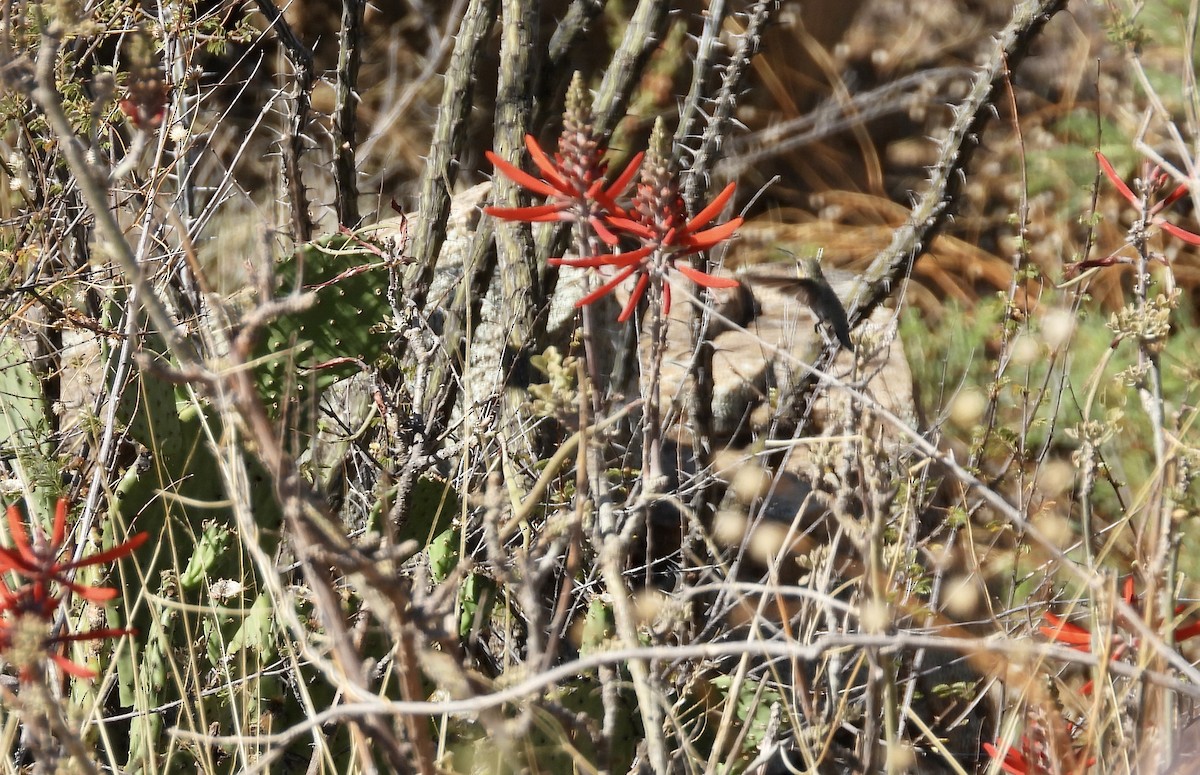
485,123,742,322
982,738,1040,775
982,736,1094,775
985,577,1200,772
1095,151,1200,245
1067,150,1200,276
484,135,641,246
0,498,147,679
1040,576,1200,695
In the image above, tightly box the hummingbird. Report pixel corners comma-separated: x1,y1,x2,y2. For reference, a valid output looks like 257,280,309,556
740,254,855,351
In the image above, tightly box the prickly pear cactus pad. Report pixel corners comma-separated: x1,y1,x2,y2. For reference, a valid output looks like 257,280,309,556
0,335,57,522
254,234,392,429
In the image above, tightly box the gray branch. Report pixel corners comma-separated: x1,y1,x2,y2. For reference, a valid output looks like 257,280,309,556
845,0,1070,326
333,0,365,227
403,0,498,314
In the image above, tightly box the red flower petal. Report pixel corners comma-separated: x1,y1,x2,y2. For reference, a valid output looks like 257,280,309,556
59,531,149,570
587,178,627,220
1155,181,1190,213
50,652,96,679
1174,619,1200,642
591,216,622,246
551,249,639,270
1097,151,1139,205
576,266,637,309
605,216,655,240
1159,220,1200,245
55,626,138,643
1040,612,1093,649
660,226,680,249
552,245,654,270
605,246,655,268
619,272,650,322
0,547,34,575
680,217,743,252
51,499,67,547
983,741,1029,775
605,151,644,200
524,134,574,195
686,182,737,232
484,202,572,222
47,625,138,678
485,151,561,199
674,263,740,288
4,505,34,566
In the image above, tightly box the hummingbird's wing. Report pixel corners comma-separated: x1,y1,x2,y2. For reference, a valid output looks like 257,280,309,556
740,273,855,351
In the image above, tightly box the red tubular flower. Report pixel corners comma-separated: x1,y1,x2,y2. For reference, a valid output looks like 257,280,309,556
554,181,743,321
483,134,643,246
1038,612,1095,651
483,74,642,247
1041,576,1200,648
984,734,1099,775
47,625,139,679
983,739,1032,775
0,498,146,680
0,498,149,602
482,83,743,324
1040,576,1200,695
0,602,136,680
983,737,1095,775
549,118,742,322
1039,609,1125,695
1175,617,1200,641
1067,151,1200,278
1096,150,1200,245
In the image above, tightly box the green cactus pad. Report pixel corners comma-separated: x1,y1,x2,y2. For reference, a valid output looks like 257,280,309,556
0,336,58,522
254,235,392,430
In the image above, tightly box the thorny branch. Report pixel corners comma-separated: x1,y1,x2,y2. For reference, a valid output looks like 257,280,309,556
254,0,316,243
